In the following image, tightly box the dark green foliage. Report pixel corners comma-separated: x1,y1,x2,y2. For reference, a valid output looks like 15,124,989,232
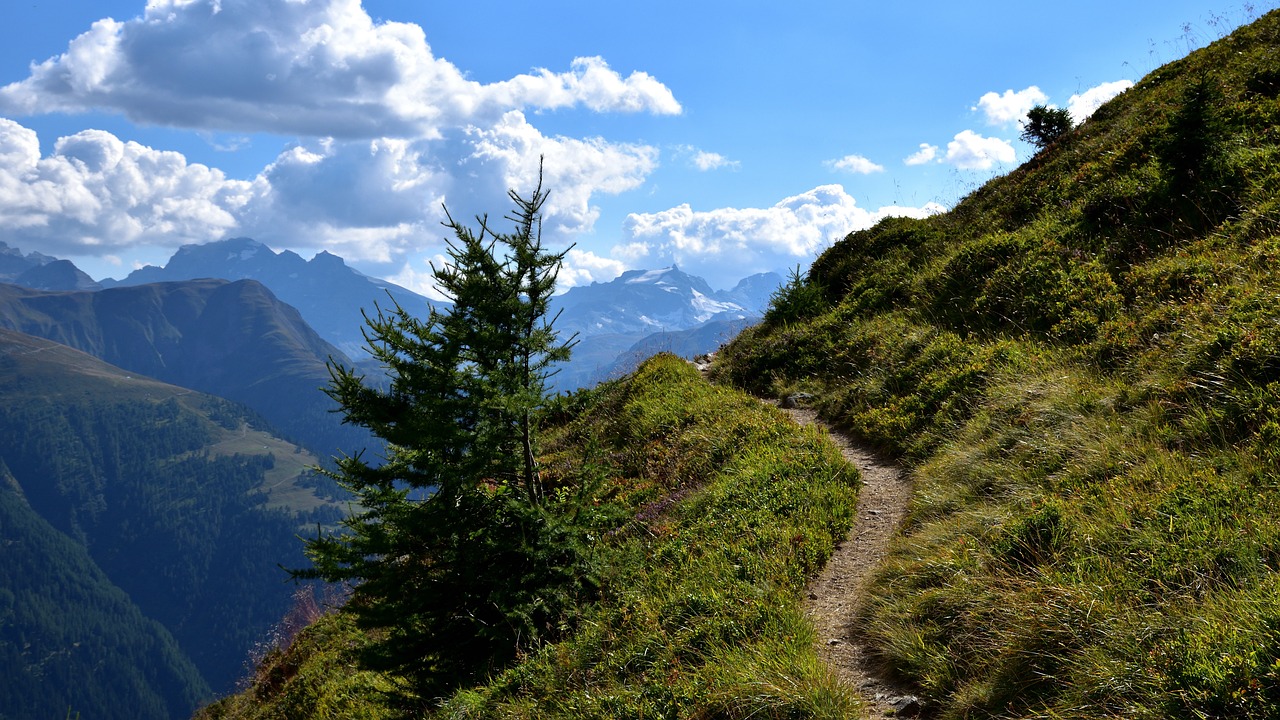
1021,104,1073,150
762,266,828,325
806,215,940,312
991,501,1070,569
297,177,596,701
0,477,210,720
0,399,311,693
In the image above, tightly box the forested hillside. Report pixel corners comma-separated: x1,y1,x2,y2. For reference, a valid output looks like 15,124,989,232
0,328,346,717
714,10,1280,718
0,463,208,720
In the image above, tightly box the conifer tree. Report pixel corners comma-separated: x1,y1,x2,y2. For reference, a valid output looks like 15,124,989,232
1021,104,1073,151
294,171,591,702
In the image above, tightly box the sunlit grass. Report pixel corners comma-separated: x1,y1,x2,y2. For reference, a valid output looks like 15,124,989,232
203,355,864,718
714,10,1280,717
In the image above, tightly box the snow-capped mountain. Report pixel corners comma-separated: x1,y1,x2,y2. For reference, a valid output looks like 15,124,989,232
548,267,782,390
552,266,781,338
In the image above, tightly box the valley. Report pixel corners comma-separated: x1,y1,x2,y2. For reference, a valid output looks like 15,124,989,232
4,6,1280,719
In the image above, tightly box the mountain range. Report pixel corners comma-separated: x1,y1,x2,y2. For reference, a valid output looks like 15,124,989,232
1,237,781,391
0,327,345,719
102,237,436,361
0,278,366,458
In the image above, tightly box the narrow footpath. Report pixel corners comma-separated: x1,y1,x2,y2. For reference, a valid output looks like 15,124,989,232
779,405,921,718
693,355,920,715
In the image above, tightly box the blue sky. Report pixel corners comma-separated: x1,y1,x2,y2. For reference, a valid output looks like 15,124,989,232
0,1,1272,293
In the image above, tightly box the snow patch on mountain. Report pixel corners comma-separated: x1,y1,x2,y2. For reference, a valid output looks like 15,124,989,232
689,289,741,323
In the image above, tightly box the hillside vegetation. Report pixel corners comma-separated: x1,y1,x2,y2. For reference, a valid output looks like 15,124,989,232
714,10,1280,718
202,12,1280,719
0,328,345,717
0,279,369,457
199,355,863,718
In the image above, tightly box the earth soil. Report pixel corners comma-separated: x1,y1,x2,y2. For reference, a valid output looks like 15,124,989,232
780,405,922,718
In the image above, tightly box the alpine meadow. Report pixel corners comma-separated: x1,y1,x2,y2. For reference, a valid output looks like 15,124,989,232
196,9,1280,719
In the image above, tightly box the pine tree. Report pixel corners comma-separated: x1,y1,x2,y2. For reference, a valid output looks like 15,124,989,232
294,172,592,702
1021,104,1073,151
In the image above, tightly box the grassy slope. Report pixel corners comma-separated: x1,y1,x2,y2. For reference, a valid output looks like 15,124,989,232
200,355,862,719
714,10,1280,719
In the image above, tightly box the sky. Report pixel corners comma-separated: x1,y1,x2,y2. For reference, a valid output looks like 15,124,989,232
0,1,1274,295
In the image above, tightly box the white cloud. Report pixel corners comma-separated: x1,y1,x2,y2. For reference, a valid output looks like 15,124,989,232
486,56,681,116
0,117,659,269
973,86,1048,127
0,0,680,138
0,118,258,257
618,185,943,288
464,110,659,238
904,143,938,166
672,145,738,172
385,253,452,301
1067,79,1133,122
827,154,884,175
943,130,1016,170
242,137,447,258
558,248,626,288
691,150,737,172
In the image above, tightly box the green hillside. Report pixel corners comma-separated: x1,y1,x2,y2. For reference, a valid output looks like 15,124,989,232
0,278,370,458
0,328,348,712
199,355,863,719
714,10,1280,719
201,11,1280,719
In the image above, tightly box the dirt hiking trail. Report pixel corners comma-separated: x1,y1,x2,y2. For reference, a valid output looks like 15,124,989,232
779,405,922,718
692,355,920,715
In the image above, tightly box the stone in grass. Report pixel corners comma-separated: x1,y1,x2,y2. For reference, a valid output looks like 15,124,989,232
883,694,923,717
779,392,814,409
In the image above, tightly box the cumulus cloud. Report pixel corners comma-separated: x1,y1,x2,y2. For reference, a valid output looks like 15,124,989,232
385,252,452,301
827,154,884,174
1067,79,1133,122
618,185,943,288
904,143,938,166
973,86,1048,127
463,110,658,238
0,117,659,268
558,248,627,288
0,118,258,256
0,0,680,138
943,130,1016,170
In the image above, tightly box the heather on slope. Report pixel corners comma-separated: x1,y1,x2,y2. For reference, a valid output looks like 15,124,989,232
715,10,1280,718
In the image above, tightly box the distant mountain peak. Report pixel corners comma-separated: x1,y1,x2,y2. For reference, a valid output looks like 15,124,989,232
551,265,780,345
309,250,347,268
15,259,102,292
105,237,437,359
0,240,59,282
623,266,681,285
